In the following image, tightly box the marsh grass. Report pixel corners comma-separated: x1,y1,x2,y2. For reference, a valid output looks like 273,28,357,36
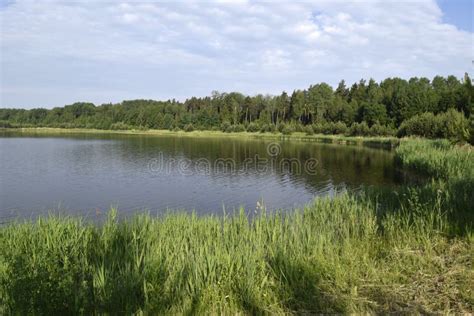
0,139,473,314
1,195,472,314
396,138,473,179
394,138,474,229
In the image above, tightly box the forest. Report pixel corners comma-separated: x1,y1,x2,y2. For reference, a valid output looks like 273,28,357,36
1,74,473,142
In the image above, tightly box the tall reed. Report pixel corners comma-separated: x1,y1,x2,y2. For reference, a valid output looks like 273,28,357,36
1,195,472,314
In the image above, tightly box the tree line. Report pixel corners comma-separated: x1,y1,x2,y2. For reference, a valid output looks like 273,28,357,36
1,74,473,142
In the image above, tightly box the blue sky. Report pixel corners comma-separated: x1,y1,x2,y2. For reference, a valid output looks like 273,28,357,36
438,0,473,32
1,0,473,109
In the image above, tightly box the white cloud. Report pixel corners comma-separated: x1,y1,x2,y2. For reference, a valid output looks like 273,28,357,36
0,0,472,108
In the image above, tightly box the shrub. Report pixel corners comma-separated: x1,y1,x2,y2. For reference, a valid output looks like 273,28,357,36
0,120,12,128
370,123,394,136
220,121,232,133
110,122,131,130
294,123,304,133
275,123,295,135
232,124,246,133
259,124,277,133
439,109,470,142
397,112,441,138
58,122,76,129
333,121,348,135
183,123,194,132
276,123,285,133
303,125,314,135
398,110,469,142
321,122,333,135
316,121,347,135
348,122,370,136
246,122,260,132
281,125,295,135
311,124,323,134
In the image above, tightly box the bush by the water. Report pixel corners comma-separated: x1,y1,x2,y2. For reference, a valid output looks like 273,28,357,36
0,120,13,128
303,125,314,135
183,123,194,132
281,124,295,135
246,122,260,132
232,124,246,132
110,122,132,130
220,121,232,133
397,109,470,142
220,121,246,133
310,121,347,135
259,123,277,133
348,122,370,136
369,123,395,136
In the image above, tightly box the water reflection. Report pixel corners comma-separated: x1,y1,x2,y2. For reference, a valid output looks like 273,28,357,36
0,131,403,219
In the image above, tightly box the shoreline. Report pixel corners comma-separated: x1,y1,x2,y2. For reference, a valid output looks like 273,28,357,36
1,134,472,314
1,127,400,149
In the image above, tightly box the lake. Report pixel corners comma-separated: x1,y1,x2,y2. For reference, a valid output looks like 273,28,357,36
0,131,403,220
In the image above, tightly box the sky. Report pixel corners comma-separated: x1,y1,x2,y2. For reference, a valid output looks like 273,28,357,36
0,0,473,109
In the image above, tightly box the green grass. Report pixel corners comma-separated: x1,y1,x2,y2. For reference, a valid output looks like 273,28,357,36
0,139,473,314
394,139,474,229
396,138,473,180
1,197,472,314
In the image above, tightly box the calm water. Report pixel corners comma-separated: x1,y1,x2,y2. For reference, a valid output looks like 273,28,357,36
0,131,403,220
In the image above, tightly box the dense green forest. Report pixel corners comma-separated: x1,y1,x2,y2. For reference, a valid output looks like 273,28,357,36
1,74,473,141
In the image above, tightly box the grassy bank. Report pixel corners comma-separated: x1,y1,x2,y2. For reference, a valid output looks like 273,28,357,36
396,139,473,179
393,139,474,231
2,127,400,148
0,139,473,314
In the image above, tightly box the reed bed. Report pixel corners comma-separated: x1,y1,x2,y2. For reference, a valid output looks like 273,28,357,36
1,197,472,314
396,138,473,179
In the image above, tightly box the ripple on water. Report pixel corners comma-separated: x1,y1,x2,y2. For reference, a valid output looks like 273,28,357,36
0,133,401,219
